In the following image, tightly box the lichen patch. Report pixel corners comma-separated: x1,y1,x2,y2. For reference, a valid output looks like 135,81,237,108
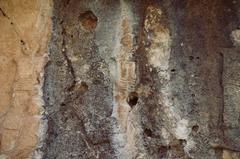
144,6,171,69
231,29,240,47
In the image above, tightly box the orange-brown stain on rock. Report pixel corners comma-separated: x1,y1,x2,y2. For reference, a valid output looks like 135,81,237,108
79,11,98,30
127,62,135,82
120,19,132,51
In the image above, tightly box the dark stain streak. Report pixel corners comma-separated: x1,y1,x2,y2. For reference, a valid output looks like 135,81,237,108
61,27,76,91
0,7,14,24
69,105,94,145
218,52,225,138
0,7,30,55
0,7,7,17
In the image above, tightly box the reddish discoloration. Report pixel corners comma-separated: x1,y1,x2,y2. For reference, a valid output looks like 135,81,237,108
79,11,98,30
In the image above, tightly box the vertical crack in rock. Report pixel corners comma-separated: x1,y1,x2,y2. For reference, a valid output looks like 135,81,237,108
218,52,225,139
61,28,76,91
215,27,240,156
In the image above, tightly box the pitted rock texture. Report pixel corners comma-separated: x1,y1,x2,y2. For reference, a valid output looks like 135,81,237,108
42,0,240,159
1,0,240,159
0,0,52,158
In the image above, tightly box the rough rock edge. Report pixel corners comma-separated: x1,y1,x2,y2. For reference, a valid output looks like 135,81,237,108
30,1,53,159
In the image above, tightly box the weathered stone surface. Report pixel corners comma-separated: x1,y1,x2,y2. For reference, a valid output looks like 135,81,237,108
41,0,240,159
1,0,240,159
0,0,52,158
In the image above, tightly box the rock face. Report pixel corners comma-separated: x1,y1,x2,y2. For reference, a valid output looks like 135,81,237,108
0,0,52,158
1,0,240,159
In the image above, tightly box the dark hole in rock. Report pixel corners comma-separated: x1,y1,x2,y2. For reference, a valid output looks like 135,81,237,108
171,69,176,72
79,10,98,30
196,56,200,59
20,39,25,45
179,139,187,146
189,56,194,60
75,81,89,93
127,91,139,107
192,125,199,132
191,94,195,97
144,128,153,137
60,102,66,106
